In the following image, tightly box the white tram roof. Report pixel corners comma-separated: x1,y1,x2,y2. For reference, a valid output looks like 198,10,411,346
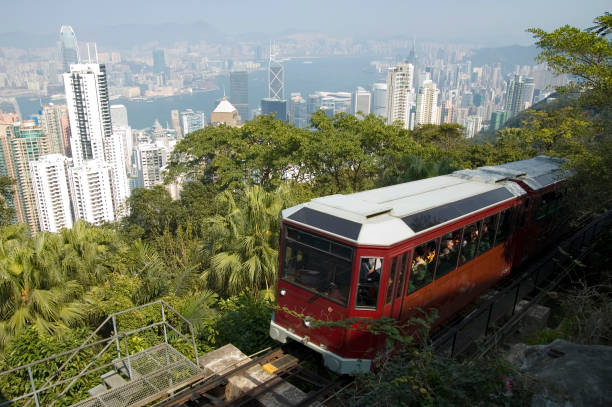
283,156,569,247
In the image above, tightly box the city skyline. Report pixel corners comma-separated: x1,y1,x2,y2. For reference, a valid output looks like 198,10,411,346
1,1,609,47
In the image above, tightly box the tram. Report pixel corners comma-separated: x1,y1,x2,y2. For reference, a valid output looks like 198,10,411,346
269,156,570,374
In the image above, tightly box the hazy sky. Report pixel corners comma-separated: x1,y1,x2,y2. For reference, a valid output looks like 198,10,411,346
6,0,611,46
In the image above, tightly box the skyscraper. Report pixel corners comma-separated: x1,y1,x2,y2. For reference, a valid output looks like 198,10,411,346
230,71,249,123
354,87,371,117
288,93,308,128
41,103,69,155
415,79,439,126
210,97,241,127
386,62,414,127
64,63,129,222
268,56,284,100
69,160,115,224
0,122,50,231
59,25,79,73
152,49,166,75
372,83,387,118
29,154,73,232
261,98,287,121
464,116,483,138
504,75,535,118
171,109,182,139
180,109,206,135
136,143,165,188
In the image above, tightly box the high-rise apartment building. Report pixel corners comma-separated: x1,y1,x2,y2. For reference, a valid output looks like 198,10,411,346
41,103,69,155
136,143,165,188
0,122,50,231
29,154,73,232
110,104,129,127
372,83,387,118
59,25,79,73
171,109,182,139
504,75,535,118
464,115,483,138
415,79,439,126
69,160,115,224
230,71,249,123
64,63,129,223
180,109,206,135
354,87,371,116
386,62,414,127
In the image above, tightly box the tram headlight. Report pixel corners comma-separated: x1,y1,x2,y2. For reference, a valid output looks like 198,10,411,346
304,316,313,328
280,289,286,296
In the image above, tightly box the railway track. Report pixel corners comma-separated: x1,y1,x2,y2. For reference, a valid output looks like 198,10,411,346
153,343,352,407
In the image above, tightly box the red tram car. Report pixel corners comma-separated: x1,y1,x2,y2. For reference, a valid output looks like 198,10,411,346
269,156,570,374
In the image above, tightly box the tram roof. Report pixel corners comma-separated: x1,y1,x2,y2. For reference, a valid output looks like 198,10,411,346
282,156,568,246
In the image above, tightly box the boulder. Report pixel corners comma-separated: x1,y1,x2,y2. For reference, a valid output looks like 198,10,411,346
519,339,612,407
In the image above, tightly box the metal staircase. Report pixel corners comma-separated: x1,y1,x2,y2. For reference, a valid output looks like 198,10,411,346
0,300,201,407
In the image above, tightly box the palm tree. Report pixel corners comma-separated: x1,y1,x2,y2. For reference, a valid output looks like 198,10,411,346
0,225,88,347
201,185,288,296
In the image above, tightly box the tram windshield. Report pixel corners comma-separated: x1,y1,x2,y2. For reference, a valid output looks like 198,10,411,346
281,226,353,306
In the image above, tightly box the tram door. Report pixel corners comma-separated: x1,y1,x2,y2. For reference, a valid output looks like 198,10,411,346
383,252,411,319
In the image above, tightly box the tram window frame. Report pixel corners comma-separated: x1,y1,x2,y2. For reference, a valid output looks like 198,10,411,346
407,239,439,294
459,222,480,266
356,257,383,310
385,257,399,304
477,215,498,255
495,207,515,245
436,228,463,279
396,252,409,300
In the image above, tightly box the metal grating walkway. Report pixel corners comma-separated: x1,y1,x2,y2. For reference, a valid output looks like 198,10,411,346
72,344,200,407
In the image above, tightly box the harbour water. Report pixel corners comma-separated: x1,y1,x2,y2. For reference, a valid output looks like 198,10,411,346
18,56,388,129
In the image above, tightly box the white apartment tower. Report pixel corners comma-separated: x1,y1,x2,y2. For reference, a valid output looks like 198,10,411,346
29,154,73,232
63,63,129,222
415,79,440,126
136,143,165,188
69,160,115,224
372,83,387,118
386,62,414,127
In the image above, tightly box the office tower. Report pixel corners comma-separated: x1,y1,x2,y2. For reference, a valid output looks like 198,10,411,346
261,98,287,121
230,71,249,123
210,97,241,126
59,25,79,73
354,87,371,116
464,116,483,138
110,104,129,127
386,62,414,127
315,91,352,115
180,109,206,135
171,109,182,139
0,122,50,231
490,111,509,131
41,103,69,155
288,93,308,128
152,49,166,75
64,63,129,221
504,75,535,118
307,94,321,116
29,154,73,232
69,160,115,224
136,143,165,188
415,79,439,126
372,83,387,118
268,57,284,100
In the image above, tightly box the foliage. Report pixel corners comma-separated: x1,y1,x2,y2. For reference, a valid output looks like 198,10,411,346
213,291,276,355
0,176,14,227
123,186,184,239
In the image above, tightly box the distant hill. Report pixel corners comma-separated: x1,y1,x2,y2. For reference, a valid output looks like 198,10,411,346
467,45,540,74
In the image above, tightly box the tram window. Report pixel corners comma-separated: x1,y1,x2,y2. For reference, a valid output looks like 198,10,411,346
408,240,438,294
386,257,399,304
436,229,462,279
477,215,497,255
396,252,409,299
495,208,515,245
459,222,479,266
357,257,383,308
282,227,353,306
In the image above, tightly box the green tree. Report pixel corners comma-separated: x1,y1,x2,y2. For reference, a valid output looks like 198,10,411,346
123,186,183,239
201,185,290,296
0,176,15,227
